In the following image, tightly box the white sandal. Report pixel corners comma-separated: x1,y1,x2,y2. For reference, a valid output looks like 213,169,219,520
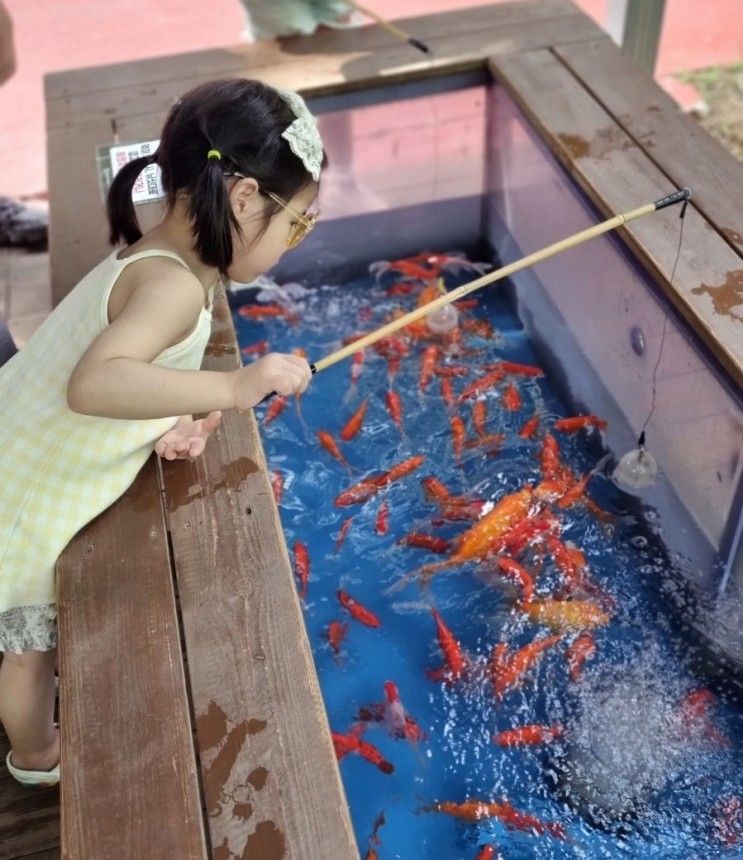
6,749,60,788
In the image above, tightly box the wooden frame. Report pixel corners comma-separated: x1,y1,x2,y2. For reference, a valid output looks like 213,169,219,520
32,2,742,858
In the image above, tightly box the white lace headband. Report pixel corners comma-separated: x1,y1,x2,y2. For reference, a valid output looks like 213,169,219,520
275,88,324,182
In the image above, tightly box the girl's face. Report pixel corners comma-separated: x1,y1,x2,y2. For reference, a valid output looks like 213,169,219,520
226,177,319,284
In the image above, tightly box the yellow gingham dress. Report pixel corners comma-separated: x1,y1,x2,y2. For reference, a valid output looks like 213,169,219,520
0,249,214,653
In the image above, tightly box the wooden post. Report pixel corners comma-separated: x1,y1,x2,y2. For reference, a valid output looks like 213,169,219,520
607,0,666,74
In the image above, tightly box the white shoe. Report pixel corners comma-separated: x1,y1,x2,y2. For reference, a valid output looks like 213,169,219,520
6,749,60,788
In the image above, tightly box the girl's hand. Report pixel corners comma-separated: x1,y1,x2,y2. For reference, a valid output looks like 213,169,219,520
232,352,312,412
155,411,222,460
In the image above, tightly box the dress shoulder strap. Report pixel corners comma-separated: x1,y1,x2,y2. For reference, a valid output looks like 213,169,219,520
115,249,192,272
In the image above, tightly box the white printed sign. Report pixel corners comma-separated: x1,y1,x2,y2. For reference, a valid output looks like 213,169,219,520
108,139,164,203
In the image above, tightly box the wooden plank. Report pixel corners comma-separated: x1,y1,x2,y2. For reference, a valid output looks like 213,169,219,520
553,38,743,256
48,3,603,305
56,461,207,860
489,48,743,386
160,290,357,859
44,0,590,108
0,775,59,860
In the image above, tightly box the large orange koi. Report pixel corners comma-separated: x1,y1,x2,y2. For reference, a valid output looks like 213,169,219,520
524,599,611,631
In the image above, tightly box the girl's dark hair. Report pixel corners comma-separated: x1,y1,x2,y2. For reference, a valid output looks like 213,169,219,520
106,79,319,272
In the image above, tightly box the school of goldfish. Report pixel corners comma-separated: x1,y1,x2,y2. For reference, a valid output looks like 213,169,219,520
238,252,740,858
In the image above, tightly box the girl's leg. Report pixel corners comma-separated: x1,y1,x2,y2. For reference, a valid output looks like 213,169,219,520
0,648,59,770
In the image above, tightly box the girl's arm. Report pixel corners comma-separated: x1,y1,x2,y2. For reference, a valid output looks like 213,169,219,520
67,262,309,419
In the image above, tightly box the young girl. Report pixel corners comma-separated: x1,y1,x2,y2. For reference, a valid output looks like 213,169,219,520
0,78,323,787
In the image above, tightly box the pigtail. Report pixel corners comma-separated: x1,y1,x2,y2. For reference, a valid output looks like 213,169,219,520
107,154,156,246
188,156,238,273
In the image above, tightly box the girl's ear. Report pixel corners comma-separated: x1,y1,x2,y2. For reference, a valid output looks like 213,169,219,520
229,175,261,218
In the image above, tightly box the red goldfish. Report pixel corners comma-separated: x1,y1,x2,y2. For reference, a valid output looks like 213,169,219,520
334,516,353,553
712,796,743,847
493,724,564,747
518,415,540,438
358,682,426,743
679,689,730,746
450,415,466,460
497,361,543,377
324,621,348,655
419,346,439,391
340,399,368,441
427,609,466,683
263,395,288,426
489,634,561,700
270,469,283,505
503,383,522,411
240,339,269,358
398,532,450,554
554,415,608,433
472,400,487,438
316,430,352,472
421,476,453,504
237,302,292,320
495,556,535,605
539,434,563,479
338,590,380,628
566,632,596,681
293,541,310,599
426,798,565,838
474,846,497,860
434,363,469,378
385,390,404,431
332,727,394,774
375,501,389,535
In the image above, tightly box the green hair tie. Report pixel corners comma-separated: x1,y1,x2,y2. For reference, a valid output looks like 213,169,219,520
207,149,222,161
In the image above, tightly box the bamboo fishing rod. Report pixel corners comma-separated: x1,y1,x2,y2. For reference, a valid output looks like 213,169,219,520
343,0,430,54
307,188,691,376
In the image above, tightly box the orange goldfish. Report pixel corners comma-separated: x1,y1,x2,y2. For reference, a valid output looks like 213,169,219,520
539,434,562,479
518,415,540,438
450,415,466,460
503,383,522,411
441,377,455,407
334,516,353,553
457,368,505,402
340,399,368,441
382,454,426,484
495,556,535,605
317,430,352,473
474,846,497,860
524,599,611,631
472,400,488,438
489,634,561,700
325,620,348,655
493,724,564,747
385,390,404,431
566,632,596,682
427,609,466,683
419,346,439,391
263,395,288,426
427,798,565,838
270,469,283,505
350,350,365,385
293,541,310,600
421,475,453,503
334,457,425,507
375,500,390,535
338,590,380,628
554,415,608,433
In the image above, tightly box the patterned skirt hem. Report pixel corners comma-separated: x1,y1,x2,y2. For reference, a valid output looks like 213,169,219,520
0,604,57,653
